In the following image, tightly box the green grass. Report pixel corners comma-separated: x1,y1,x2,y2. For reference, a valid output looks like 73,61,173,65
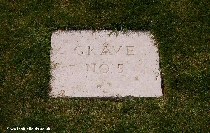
0,0,209,132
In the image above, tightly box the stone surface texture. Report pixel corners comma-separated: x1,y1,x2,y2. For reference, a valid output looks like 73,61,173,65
50,30,162,97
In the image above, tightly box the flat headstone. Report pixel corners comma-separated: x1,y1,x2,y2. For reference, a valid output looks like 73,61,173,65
50,30,162,97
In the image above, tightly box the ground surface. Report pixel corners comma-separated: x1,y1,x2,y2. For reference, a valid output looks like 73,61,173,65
0,0,209,132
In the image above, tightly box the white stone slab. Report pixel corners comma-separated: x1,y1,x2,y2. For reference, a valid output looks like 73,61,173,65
50,30,162,97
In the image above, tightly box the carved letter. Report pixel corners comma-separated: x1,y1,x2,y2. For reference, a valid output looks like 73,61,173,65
99,64,109,73
86,63,96,72
118,64,123,73
74,46,84,55
113,46,122,54
100,46,112,55
126,46,135,55
88,46,95,55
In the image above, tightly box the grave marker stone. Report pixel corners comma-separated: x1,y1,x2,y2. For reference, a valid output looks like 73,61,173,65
50,30,162,97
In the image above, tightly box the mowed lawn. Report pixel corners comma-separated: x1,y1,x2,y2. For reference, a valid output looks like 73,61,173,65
0,0,209,132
